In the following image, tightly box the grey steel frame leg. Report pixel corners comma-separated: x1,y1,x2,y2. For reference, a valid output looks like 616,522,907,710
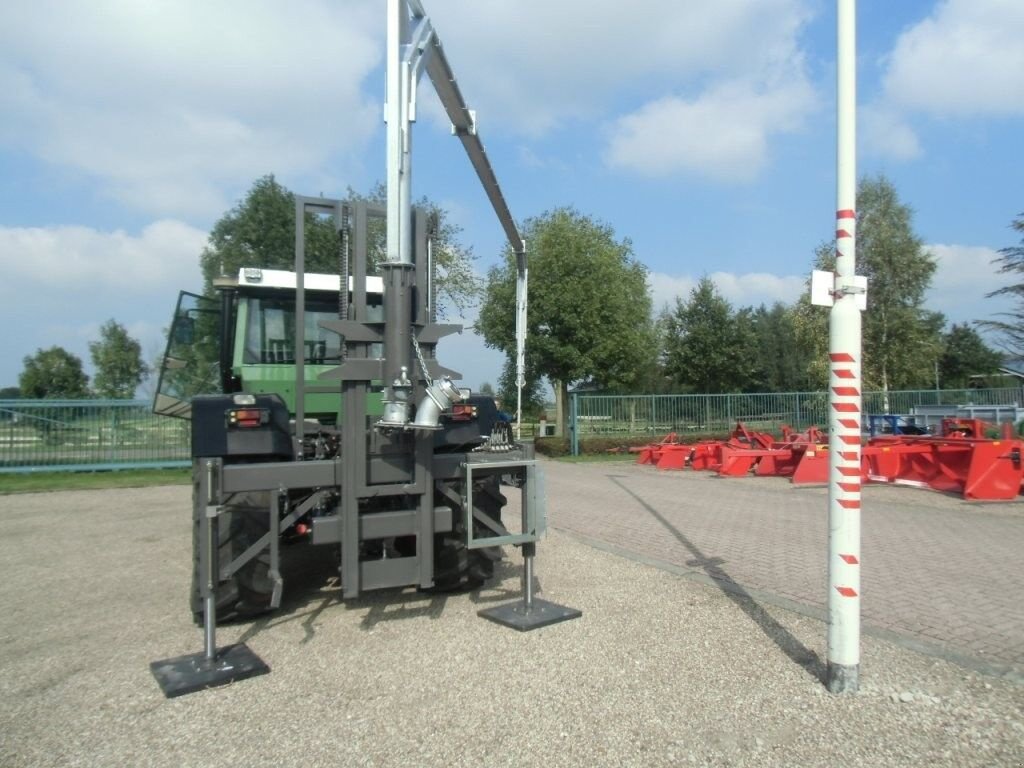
150,460,270,698
478,542,582,632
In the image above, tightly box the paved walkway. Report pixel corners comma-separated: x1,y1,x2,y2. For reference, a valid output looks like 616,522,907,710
545,460,1024,674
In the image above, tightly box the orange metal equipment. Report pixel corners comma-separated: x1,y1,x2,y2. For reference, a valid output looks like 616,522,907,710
631,419,1024,501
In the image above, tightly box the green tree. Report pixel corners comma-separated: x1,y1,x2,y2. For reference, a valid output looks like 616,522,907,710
19,347,89,399
350,183,482,316
200,175,480,315
749,302,813,392
89,320,149,399
662,278,756,394
496,358,545,420
939,323,1003,389
0,387,20,399
797,176,944,400
978,212,1024,356
477,207,653,434
478,381,494,396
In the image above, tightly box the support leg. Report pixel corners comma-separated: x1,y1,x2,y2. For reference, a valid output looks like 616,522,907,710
150,460,270,698
478,542,582,631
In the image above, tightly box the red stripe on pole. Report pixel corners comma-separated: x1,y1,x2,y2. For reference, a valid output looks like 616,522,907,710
839,418,859,429
835,586,858,597
832,386,859,396
838,499,861,509
832,402,859,413
836,229,853,239
838,481,860,492
839,435,861,445
834,368,855,379
836,209,855,219
830,353,855,363
838,466,860,477
840,554,859,565
840,451,858,460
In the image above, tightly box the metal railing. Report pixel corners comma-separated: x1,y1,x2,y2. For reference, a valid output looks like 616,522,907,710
0,399,191,474
568,387,1023,454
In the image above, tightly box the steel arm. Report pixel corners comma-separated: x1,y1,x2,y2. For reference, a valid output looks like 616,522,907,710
397,0,528,426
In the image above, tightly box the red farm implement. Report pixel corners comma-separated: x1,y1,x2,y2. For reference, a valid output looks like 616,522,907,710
634,420,1024,501
862,422,1023,500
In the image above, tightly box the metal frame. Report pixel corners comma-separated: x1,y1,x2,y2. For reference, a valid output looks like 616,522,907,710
463,458,544,549
153,0,579,698
389,0,529,427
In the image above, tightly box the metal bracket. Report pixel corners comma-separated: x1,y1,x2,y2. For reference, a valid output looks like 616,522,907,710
810,270,867,310
463,458,543,549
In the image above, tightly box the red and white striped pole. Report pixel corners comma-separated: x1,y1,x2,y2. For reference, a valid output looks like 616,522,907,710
827,0,861,694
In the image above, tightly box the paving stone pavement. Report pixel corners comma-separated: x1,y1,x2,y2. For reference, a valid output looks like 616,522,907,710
544,459,1024,675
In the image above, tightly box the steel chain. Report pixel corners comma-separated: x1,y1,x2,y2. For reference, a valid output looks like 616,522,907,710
411,333,431,383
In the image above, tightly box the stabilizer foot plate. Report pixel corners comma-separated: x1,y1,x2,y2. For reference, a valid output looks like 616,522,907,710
478,597,582,632
150,643,269,698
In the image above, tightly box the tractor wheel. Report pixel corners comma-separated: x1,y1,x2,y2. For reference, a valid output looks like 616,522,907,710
190,468,275,625
430,476,505,591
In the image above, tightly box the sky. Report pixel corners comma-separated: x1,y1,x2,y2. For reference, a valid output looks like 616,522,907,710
1,0,1022,395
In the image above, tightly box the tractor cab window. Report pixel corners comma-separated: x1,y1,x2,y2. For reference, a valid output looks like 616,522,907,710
242,294,383,364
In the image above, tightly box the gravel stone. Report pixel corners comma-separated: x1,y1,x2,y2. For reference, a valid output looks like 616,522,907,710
0,482,1022,767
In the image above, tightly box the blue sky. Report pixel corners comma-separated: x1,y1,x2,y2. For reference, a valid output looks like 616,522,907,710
1,0,1021,394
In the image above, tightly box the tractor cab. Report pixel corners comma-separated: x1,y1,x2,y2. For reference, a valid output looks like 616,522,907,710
153,267,384,423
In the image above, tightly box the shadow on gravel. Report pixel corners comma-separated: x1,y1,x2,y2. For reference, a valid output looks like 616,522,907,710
233,548,528,643
607,474,826,684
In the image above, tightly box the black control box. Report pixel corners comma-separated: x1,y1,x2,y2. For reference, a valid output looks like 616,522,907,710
191,394,293,459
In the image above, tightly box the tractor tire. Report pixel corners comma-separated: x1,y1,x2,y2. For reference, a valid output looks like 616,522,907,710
190,467,275,625
430,476,505,592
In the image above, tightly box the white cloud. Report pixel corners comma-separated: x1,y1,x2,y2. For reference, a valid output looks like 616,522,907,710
882,0,1024,118
648,270,804,312
0,220,210,385
860,103,922,162
864,0,1024,160
926,243,1016,325
0,1,382,219
0,221,207,293
421,0,816,137
604,77,816,181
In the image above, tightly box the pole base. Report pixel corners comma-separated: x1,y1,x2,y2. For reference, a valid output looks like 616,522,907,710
150,643,270,699
826,661,859,694
478,597,582,631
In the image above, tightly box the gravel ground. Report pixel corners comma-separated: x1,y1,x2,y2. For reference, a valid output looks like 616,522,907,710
1,484,1022,767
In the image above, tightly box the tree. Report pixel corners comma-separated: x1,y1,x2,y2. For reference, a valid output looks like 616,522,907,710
662,277,756,394
477,207,653,434
350,183,482,316
200,175,480,315
478,381,494,396
89,320,149,399
978,212,1024,357
0,387,20,399
19,347,89,399
496,357,546,421
749,302,814,392
798,176,944,401
939,323,1003,389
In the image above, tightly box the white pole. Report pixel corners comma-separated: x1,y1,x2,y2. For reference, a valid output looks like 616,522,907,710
827,0,861,694
385,0,411,265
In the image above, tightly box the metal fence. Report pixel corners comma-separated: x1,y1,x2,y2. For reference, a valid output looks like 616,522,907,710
569,387,1024,451
0,400,190,474
4,388,1022,471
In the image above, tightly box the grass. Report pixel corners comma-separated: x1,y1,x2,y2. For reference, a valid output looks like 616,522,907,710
552,454,638,466
0,467,192,495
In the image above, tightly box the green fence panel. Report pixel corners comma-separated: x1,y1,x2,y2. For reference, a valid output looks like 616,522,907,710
571,387,1022,451
0,399,191,473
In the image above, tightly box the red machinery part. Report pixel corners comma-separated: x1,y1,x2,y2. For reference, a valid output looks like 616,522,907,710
863,436,1024,500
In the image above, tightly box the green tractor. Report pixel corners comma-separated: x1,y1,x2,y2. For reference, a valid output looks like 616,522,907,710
150,0,577,699
154,201,531,623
